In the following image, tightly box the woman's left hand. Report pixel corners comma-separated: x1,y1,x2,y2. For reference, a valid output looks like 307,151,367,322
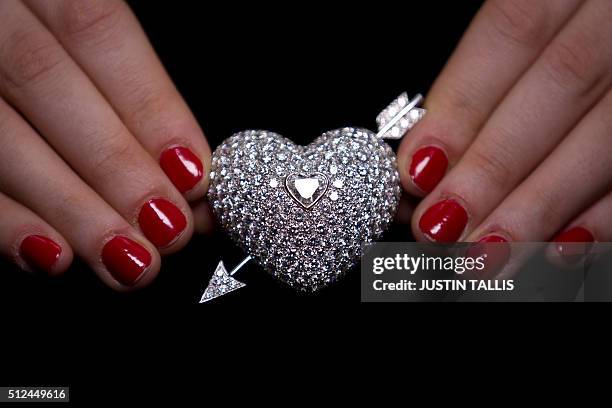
397,0,612,262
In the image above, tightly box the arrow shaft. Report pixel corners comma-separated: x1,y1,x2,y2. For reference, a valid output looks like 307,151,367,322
230,255,252,276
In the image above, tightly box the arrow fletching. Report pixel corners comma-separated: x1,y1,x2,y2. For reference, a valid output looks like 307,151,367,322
376,93,426,139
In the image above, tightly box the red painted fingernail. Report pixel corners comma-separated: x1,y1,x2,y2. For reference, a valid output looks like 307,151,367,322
409,146,448,193
160,146,204,193
102,236,151,286
20,235,61,273
553,226,594,264
466,235,510,278
138,198,187,248
419,199,468,242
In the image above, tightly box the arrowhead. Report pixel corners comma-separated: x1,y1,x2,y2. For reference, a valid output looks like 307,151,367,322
199,261,246,303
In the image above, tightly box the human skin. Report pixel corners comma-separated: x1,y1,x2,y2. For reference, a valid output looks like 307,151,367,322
396,0,612,266
0,0,213,290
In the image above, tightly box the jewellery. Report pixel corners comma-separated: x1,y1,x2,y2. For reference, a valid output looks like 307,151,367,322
201,93,425,302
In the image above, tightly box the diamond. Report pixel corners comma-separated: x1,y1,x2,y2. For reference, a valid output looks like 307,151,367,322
376,93,425,139
208,128,400,292
295,178,319,198
285,172,329,209
199,261,246,303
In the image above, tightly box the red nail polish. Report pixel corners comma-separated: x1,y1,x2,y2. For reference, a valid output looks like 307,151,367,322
409,146,448,193
553,226,594,264
419,199,468,242
466,235,510,278
102,236,151,286
20,235,61,273
160,146,204,193
138,198,187,248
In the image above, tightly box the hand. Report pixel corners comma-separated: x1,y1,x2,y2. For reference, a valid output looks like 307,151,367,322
0,0,211,289
398,0,612,264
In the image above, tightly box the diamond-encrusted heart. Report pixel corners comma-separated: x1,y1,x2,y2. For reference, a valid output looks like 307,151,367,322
208,127,401,292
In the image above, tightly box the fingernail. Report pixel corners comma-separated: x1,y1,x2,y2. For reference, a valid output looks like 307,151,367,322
466,235,510,278
160,146,204,193
419,199,468,242
20,235,61,273
409,146,448,193
138,198,187,248
102,236,151,286
553,226,594,264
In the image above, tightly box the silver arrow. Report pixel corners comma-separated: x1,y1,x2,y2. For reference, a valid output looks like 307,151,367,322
199,92,426,303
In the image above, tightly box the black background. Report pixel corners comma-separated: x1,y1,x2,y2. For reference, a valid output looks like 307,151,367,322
0,1,497,398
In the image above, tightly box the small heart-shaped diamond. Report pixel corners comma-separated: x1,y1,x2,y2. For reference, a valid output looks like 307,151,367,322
285,173,329,209
208,127,401,291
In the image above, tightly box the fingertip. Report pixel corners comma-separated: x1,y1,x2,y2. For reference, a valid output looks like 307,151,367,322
410,211,428,243
397,119,449,197
17,233,72,277
191,199,216,235
159,144,210,202
136,197,192,254
48,244,73,277
400,168,428,198
184,143,212,202
156,213,194,256
397,128,421,196
546,227,596,268
411,197,470,243
545,242,569,269
99,234,161,291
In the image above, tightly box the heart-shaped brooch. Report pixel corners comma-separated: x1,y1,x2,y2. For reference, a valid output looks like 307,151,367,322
200,93,425,302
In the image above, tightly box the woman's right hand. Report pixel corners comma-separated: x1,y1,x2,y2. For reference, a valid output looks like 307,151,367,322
0,0,212,290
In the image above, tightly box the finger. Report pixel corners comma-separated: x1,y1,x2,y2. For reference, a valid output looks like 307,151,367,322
0,96,160,289
548,189,612,265
397,0,583,195
25,0,211,200
191,199,216,235
0,0,192,252
0,191,72,275
465,88,612,250
413,0,612,242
